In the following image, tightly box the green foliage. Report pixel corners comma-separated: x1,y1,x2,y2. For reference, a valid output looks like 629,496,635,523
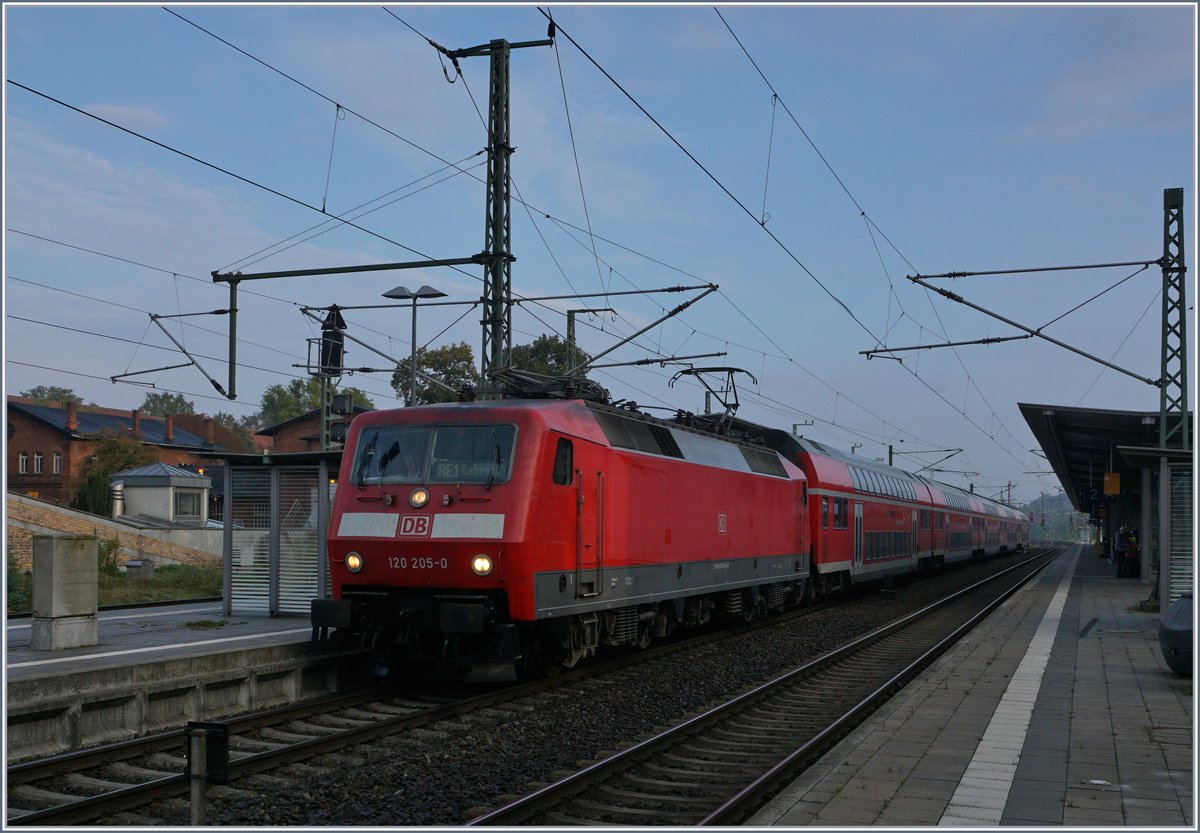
70,433,159,516
5,547,221,612
211,411,258,451
97,538,122,576
510,333,591,377
391,341,480,406
258,379,374,427
97,562,222,605
20,385,82,405
140,391,195,415
7,549,31,612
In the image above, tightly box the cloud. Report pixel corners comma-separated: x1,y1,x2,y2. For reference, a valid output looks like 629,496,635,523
84,103,169,132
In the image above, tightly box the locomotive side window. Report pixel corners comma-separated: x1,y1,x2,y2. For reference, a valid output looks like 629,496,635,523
552,438,573,485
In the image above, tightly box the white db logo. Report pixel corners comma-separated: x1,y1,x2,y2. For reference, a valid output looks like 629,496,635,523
399,515,431,536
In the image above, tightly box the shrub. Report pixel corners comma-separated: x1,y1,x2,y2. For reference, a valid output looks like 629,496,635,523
97,538,122,576
7,550,31,612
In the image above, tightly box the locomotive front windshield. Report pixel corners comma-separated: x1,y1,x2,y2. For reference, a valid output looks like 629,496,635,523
351,423,516,486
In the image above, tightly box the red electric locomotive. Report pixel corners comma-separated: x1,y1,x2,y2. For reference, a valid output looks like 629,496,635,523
315,395,810,681
314,385,1029,680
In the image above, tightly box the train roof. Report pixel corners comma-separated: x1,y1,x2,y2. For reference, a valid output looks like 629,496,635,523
719,414,1026,520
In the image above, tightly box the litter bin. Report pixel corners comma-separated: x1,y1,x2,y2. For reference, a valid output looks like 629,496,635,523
125,558,156,580
1159,592,1192,677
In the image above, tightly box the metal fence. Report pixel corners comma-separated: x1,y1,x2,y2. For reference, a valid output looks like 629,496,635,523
1168,463,1193,603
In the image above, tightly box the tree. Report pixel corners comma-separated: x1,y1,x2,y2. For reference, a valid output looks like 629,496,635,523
140,391,195,415
257,378,374,428
391,342,480,406
70,433,158,516
510,334,591,377
20,386,82,406
212,410,256,451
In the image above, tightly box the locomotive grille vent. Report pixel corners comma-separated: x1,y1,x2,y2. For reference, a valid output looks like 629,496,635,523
593,411,684,459
648,425,684,458
740,446,787,477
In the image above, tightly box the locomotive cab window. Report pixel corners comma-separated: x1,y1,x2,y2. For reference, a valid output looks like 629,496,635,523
352,423,516,486
552,438,573,485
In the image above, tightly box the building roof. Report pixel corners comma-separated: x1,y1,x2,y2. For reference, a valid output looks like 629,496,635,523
6,398,211,449
110,462,212,489
255,404,372,437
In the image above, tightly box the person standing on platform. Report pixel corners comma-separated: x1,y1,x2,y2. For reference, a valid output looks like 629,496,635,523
1125,530,1140,578
1113,525,1128,578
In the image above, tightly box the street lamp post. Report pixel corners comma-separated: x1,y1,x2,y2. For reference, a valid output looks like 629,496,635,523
383,284,447,405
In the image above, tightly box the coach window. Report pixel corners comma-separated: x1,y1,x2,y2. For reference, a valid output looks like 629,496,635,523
552,438,574,485
821,496,829,529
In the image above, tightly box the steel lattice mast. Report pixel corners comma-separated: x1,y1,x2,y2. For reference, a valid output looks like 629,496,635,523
449,37,551,378
1159,188,1189,451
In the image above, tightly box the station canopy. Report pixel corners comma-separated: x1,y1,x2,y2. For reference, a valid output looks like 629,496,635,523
1020,402,1192,519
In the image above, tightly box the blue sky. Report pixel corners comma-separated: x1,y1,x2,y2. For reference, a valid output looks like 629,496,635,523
4,3,1196,505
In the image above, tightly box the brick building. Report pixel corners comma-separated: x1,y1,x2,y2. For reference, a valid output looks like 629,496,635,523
254,405,372,453
5,397,230,505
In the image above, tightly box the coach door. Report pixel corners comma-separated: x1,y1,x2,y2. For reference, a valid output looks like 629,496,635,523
574,448,605,599
912,510,918,560
853,502,864,567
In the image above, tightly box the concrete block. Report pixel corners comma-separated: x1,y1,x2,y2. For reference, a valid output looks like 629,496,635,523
31,615,98,650
32,535,98,618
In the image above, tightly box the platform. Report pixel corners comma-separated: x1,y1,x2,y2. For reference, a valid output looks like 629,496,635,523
753,544,1194,827
5,602,365,760
5,601,311,681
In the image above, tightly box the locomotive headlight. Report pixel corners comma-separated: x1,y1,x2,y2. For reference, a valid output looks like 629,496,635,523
345,552,364,573
471,555,494,576
409,488,430,508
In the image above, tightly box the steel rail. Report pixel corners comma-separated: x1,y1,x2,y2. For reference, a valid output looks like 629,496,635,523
466,547,1061,826
702,547,1063,824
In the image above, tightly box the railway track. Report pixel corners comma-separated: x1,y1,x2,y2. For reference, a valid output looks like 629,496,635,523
6,548,1057,825
4,685,485,825
468,547,1062,826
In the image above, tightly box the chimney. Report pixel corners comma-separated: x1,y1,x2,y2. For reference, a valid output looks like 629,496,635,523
204,416,215,446
111,481,125,519
165,414,174,442
131,408,141,437
66,401,79,432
